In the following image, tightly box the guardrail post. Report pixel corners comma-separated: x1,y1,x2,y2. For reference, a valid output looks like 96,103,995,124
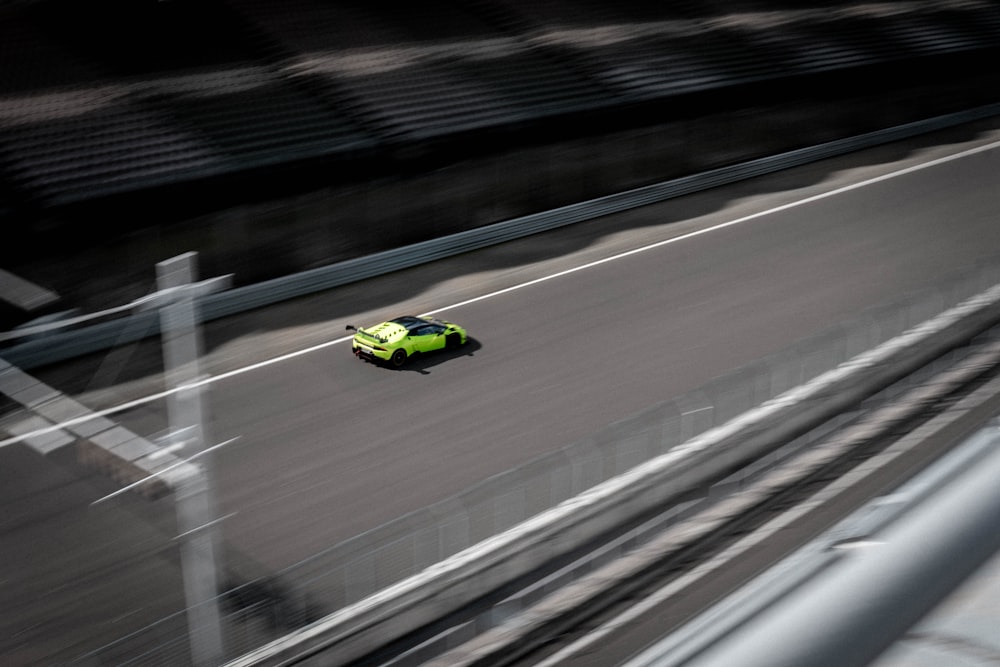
155,252,230,667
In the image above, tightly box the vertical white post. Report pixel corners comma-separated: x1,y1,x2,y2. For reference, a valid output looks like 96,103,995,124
156,252,225,667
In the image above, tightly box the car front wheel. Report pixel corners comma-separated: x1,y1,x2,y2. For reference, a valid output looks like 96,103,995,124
390,349,407,367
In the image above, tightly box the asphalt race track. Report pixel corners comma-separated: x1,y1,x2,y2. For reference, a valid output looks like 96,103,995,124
5,118,1000,663
199,121,1000,569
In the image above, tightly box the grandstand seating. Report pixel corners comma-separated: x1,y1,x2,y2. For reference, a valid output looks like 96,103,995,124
228,0,620,140
0,9,102,96
2,95,224,205
0,0,999,209
0,0,374,206
144,66,373,170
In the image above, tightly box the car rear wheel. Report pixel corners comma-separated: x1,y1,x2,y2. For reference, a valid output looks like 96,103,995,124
390,349,407,367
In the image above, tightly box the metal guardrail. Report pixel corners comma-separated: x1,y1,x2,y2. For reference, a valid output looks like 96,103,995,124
3,102,1000,370
625,409,1000,667
642,417,1000,667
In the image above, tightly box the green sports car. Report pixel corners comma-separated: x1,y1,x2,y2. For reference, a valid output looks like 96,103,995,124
347,315,468,367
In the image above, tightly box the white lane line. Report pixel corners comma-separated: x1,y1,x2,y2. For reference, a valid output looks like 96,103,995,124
89,436,241,505
423,138,1000,315
2,137,998,451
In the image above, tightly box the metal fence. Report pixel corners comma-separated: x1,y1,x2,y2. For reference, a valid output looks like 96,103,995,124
69,255,1000,665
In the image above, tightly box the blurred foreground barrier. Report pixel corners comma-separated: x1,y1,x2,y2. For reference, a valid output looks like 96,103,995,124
3,103,999,369
675,422,1000,667
0,357,192,499
224,280,1000,666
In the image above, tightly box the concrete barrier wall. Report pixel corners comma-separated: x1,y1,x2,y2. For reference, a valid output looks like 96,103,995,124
223,276,1000,665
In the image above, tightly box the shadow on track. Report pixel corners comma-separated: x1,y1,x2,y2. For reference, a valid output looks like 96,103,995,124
351,338,483,375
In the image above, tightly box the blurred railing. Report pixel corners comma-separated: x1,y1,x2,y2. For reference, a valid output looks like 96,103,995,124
630,415,1000,667
70,255,1000,665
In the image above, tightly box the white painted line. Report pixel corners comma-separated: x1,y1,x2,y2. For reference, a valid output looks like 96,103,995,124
830,540,885,551
90,436,240,505
2,137,999,452
173,512,237,541
148,442,187,459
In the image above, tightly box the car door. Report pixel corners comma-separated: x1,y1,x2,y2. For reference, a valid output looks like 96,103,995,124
409,323,448,353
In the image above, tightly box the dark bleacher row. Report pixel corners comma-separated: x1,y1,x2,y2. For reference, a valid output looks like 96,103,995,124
0,0,999,209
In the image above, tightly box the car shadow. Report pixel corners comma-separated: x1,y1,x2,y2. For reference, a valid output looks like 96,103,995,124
396,337,482,374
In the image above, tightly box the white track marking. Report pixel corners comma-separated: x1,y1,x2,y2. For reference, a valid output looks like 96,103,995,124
2,138,998,450
89,436,240,505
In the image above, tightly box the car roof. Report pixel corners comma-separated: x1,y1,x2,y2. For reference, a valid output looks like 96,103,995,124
389,315,431,330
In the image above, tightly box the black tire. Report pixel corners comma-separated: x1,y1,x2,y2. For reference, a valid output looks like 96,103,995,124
390,348,407,367
446,333,461,350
